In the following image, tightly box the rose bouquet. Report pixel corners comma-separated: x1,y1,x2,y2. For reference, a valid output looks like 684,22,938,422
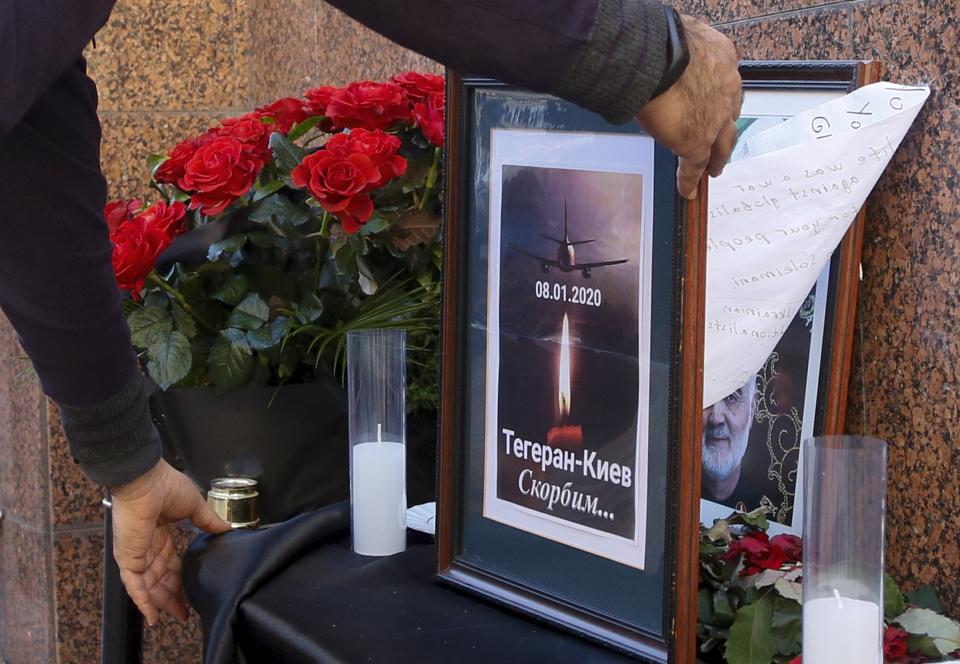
106,73,446,410
698,510,960,664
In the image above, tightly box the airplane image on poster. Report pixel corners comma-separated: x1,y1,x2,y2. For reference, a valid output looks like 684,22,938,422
505,200,628,278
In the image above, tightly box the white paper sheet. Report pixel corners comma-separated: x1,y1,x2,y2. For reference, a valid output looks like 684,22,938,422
703,82,929,407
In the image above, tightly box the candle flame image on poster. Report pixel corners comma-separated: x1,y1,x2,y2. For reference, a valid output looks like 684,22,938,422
483,129,655,569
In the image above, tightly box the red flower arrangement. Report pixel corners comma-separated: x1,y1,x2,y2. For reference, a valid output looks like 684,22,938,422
102,73,445,396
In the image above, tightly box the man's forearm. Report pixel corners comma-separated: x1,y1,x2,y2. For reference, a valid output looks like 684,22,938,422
0,0,117,135
324,0,669,124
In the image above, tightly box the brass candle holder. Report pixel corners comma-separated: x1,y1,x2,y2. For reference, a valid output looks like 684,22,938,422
207,477,260,528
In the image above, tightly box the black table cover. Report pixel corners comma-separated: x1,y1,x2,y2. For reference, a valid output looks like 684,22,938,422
183,502,638,664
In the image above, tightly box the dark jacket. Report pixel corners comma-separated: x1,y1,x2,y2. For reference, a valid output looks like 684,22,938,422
0,0,668,486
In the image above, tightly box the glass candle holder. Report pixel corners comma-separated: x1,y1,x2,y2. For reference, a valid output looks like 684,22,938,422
347,329,407,556
802,435,887,664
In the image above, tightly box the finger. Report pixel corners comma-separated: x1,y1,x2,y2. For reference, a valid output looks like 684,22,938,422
708,120,739,177
120,568,160,626
186,490,232,534
158,570,189,622
676,150,711,200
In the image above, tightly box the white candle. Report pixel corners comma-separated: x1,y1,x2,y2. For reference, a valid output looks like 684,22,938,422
803,596,882,664
350,441,406,556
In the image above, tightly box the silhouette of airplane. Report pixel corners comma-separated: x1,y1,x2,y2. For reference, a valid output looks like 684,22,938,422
506,200,628,278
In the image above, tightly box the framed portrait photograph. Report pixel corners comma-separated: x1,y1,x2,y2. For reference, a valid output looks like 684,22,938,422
436,76,706,662
699,61,880,535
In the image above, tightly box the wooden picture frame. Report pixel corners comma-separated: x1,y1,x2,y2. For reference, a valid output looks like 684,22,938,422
699,61,880,536
436,75,706,662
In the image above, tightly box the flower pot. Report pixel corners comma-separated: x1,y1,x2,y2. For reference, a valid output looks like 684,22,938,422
147,378,349,524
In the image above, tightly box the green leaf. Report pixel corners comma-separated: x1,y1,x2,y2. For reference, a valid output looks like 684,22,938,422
725,597,775,664
146,330,192,389
388,209,441,251
884,573,907,619
171,303,197,338
252,178,285,203
269,132,308,175
906,635,944,658
895,607,960,656
334,243,357,275
147,153,169,177
698,588,715,624
247,316,290,350
286,116,322,142
713,589,737,627
357,213,391,236
737,508,770,530
770,596,802,655
208,235,247,263
773,578,802,603
208,329,255,388
128,306,173,349
906,585,944,613
705,519,733,543
226,293,270,331
212,274,249,306
249,193,311,226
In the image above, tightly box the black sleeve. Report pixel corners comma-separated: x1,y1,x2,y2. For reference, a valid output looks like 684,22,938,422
0,0,117,136
0,58,160,488
324,0,669,124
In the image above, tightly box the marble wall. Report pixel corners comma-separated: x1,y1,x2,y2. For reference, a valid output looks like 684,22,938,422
0,0,955,661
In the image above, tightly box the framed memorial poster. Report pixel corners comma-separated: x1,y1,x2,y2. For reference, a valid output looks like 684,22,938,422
699,61,880,535
436,75,706,662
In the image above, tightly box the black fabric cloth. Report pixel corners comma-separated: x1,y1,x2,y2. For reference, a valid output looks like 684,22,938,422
183,502,637,664
0,0,670,487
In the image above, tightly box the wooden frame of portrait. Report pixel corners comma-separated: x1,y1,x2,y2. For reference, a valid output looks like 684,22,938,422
699,60,881,536
435,74,706,662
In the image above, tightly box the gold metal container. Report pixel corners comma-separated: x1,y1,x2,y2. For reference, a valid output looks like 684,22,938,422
207,477,260,528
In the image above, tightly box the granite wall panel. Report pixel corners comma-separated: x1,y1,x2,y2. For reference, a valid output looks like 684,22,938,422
847,0,960,615
0,317,48,530
0,521,54,664
53,530,104,664
84,0,250,113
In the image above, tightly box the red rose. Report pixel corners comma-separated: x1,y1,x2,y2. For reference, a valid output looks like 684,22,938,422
104,198,141,233
291,151,382,233
391,71,445,104
110,216,174,296
324,129,407,186
770,534,803,564
254,97,309,134
178,136,262,216
883,625,909,660
412,91,445,147
788,657,802,664
154,138,199,185
722,531,787,576
135,201,187,237
217,114,273,159
304,85,337,121
326,81,409,130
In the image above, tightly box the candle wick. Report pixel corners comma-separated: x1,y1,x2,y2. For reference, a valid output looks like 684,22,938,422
833,588,844,608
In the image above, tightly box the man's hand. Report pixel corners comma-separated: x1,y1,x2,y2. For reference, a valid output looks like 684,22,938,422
110,459,231,625
636,16,742,199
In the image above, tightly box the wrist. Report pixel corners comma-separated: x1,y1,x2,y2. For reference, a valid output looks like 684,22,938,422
110,459,166,499
650,7,690,100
